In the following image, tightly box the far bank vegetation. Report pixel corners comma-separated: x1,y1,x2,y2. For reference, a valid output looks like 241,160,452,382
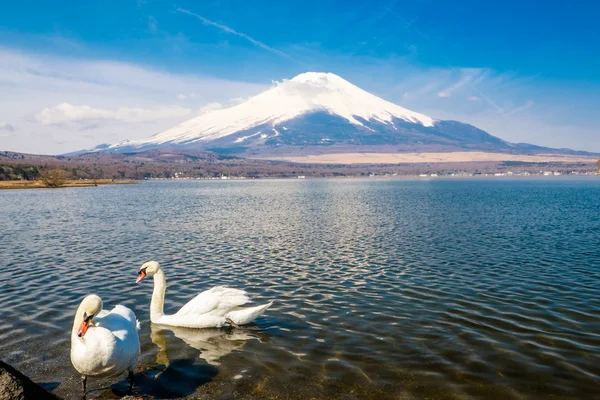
40,169,67,187
1,165,74,188
0,164,134,189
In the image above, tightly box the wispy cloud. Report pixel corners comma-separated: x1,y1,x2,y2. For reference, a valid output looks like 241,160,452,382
402,81,440,99
198,102,223,114
393,68,491,104
382,8,508,115
148,16,158,33
0,121,15,132
502,100,534,116
438,76,472,98
430,69,504,113
176,92,197,100
35,103,191,125
370,64,600,150
176,8,294,61
0,47,267,154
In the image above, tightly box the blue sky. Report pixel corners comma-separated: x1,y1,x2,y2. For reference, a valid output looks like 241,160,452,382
1,0,599,154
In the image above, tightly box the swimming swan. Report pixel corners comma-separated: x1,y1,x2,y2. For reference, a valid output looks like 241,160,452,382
136,261,273,329
70,294,140,399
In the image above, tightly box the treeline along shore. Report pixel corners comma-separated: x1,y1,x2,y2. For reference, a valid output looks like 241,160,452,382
1,149,598,187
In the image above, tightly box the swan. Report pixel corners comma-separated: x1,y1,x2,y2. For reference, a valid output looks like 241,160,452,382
135,261,273,329
70,294,140,399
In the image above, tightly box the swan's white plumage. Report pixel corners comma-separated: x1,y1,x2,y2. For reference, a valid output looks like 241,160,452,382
139,261,273,329
70,297,140,379
176,286,250,317
226,301,275,326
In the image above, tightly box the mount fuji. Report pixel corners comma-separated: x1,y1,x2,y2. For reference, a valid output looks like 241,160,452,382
94,72,590,157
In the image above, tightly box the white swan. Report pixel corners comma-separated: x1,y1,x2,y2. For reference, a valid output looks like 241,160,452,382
136,261,273,329
70,294,140,399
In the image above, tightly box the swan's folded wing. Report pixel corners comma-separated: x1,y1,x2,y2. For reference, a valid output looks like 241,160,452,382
95,305,139,335
175,286,250,318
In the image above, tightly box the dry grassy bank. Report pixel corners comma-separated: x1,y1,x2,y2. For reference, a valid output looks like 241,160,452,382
0,179,137,190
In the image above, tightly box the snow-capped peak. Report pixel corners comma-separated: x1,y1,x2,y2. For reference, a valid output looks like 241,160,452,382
109,72,434,149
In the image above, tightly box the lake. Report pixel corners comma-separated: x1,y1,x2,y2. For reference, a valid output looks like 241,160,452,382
1,178,599,399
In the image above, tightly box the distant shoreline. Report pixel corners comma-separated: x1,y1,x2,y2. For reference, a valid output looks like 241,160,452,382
0,179,137,190
2,149,598,181
254,151,599,164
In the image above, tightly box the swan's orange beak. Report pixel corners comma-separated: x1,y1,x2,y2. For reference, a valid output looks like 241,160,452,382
77,319,91,337
136,270,146,283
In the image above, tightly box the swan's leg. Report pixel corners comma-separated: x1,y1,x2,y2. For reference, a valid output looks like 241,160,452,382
128,370,134,394
81,375,87,400
225,318,242,329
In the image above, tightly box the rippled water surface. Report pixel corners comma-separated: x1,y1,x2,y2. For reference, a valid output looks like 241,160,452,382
1,178,600,399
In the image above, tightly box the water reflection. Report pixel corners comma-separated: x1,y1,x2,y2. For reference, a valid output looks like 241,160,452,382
150,323,266,368
130,324,267,398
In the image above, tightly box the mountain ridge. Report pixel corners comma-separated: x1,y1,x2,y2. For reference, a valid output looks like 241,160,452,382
90,72,596,158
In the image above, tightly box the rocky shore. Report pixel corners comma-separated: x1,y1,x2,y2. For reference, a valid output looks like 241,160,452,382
0,361,60,400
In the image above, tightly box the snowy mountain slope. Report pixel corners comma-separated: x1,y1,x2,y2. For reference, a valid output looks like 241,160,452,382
105,72,435,151
95,72,592,157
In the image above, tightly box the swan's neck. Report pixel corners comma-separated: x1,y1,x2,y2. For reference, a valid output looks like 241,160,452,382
151,270,167,320
72,304,85,337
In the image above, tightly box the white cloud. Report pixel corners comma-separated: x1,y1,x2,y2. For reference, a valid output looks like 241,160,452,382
0,47,267,154
0,121,15,132
371,65,599,151
438,76,472,98
502,100,534,116
231,96,249,104
35,103,191,125
177,93,197,100
1,45,598,154
198,102,223,114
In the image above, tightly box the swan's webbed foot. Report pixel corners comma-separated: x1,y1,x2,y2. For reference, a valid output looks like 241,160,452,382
225,318,242,329
81,375,87,400
128,370,134,394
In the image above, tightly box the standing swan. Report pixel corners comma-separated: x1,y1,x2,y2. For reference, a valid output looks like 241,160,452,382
136,261,273,329
70,294,140,399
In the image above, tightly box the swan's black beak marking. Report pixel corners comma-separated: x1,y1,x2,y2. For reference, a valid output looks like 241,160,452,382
77,312,93,337
136,268,147,284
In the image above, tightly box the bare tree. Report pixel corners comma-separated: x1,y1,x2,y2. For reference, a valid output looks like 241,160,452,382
40,169,67,188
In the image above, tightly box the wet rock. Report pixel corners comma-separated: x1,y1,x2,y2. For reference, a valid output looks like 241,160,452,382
0,361,61,400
